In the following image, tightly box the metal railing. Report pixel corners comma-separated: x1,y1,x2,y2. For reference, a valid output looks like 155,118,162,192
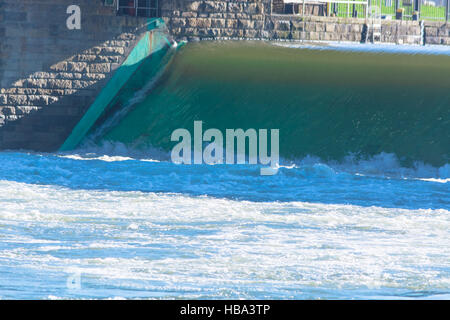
275,0,449,20
328,1,370,18
117,0,159,17
417,0,448,20
275,0,371,18
369,0,449,21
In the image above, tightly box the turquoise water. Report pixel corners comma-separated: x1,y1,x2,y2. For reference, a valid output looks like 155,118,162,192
0,43,449,299
91,41,450,167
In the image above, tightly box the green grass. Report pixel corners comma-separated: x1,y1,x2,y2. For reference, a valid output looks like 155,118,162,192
334,3,367,18
420,5,446,19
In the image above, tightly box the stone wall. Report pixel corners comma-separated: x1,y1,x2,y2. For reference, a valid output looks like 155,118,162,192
424,21,450,45
266,15,367,42
0,0,150,151
380,20,422,45
160,0,268,39
160,0,447,45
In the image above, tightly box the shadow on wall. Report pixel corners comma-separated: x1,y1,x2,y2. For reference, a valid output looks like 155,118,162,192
0,0,150,151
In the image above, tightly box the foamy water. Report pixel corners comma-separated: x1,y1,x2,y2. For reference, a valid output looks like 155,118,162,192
276,42,450,56
0,151,448,299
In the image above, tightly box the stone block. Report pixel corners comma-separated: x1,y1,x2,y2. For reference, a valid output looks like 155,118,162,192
315,23,325,32
186,1,202,11
47,79,72,89
72,80,97,89
226,19,238,29
325,23,335,32
244,29,259,38
228,3,243,13
100,47,125,55
89,63,111,73
171,18,187,27
83,73,106,81
425,36,440,45
181,12,197,18
50,61,68,72
0,106,16,115
305,23,316,32
211,19,226,28
68,62,89,73
197,18,212,28
204,1,227,13
309,32,320,40
27,95,49,105
8,95,27,105
254,20,264,30
275,20,290,31
76,54,98,62
351,24,362,33
246,3,262,14
291,20,304,31
238,19,254,29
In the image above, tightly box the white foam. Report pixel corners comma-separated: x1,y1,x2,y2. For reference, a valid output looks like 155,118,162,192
59,142,449,181
0,180,448,299
275,42,450,56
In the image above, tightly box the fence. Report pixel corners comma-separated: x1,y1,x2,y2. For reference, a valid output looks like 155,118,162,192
277,0,369,18
116,0,159,17
276,0,449,20
369,0,448,20
328,1,369,18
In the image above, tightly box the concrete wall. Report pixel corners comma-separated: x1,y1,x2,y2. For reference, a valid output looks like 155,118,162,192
0,0,150,151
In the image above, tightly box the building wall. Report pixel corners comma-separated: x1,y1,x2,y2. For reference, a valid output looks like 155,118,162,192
0,0,150,151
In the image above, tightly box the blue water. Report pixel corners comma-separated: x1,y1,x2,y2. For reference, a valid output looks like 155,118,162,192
0,150,448,299
0,42,449,300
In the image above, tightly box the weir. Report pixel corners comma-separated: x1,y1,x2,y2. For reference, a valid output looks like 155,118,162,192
60,18,173,151
1,0,449,153
91,41,450,167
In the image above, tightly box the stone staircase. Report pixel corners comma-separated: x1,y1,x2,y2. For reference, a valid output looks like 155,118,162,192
0,0,150,151
1,37,134,123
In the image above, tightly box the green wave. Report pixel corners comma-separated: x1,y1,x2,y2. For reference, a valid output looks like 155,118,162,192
89,42,450,166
